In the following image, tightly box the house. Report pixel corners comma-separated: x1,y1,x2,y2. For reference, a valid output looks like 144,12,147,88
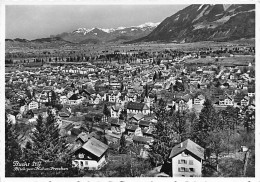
129,113,144,124
105,132,121,145
109,81,121,90
125,124,140,136
107,90,121,103
241,96,250,106
75,132,101,145
126,93,137,102
110,105,122,118
59,107,71,118
96,92,107,101
20,105,28,114
91,95,101,105
68,94,83,105
38,94,49,103
32,107,48,118
247,87,255,97
127,102,150,115
198,82,207,89
60,95,68,104
132,135,153,145
193,94,205,105
28,100,39,110
110,119,126,134
139,120,151,129
72,137,108,170
218,95,233,106
76,132,90,145
173,95,193,112
169,139,204,177
7,113,16,124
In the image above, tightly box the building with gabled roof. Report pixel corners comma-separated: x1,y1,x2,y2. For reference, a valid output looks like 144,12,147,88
127,101,150,115
169,139,204,177
72,137,108,170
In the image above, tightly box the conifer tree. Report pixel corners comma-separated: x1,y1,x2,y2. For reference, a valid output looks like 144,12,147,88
119,134,128,154
103,103,110,118
192,99,218,148
5,119,22,177
23,113,76,176
149,101,176,167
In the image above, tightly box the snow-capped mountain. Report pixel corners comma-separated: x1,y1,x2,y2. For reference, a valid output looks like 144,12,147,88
54,22,160,43
72,22,160,35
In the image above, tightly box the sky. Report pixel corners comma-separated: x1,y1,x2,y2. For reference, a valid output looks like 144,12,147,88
6,5,188,40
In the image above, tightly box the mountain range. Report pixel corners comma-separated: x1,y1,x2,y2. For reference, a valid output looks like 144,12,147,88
129,4,255,43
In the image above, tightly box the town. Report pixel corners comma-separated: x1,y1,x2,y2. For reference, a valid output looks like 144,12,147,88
5,42,255,177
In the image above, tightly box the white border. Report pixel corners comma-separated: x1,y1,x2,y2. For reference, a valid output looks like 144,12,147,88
0,0,259,182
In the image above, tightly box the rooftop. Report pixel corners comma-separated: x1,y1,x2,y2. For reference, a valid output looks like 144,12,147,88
82,137,108,157
169,139,204,160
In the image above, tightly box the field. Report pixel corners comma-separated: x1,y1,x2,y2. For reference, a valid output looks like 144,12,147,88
184,55,255,65
112,38,255,52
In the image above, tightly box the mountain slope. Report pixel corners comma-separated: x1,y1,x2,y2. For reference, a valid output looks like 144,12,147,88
129,4,255,43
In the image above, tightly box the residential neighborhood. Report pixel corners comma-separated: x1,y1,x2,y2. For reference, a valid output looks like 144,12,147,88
5,44,255,177
4,3,255,178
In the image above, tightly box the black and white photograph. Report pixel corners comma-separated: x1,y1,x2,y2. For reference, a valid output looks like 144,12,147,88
2,0,258,179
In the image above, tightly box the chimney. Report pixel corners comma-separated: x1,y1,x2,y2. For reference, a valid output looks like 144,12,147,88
180,142,183,148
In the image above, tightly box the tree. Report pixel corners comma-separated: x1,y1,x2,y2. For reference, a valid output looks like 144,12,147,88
149,102,176,167
20,113,77,177
46,108,56,126
50,90,57,107
103,104,110,121
25,89,32,99
144,84,149,97
192,99,219,149
119,109,127,121
153,72,157,82
206,131,227,172
158,71,162,79
120,82,124,92
5,119,23,177
170,110,189,142
119,134,128,154
243,109,255,133
154,94,157,103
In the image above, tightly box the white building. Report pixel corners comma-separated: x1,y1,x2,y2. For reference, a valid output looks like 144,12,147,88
169,139,204,177
127,102,150,115
28,100,39,110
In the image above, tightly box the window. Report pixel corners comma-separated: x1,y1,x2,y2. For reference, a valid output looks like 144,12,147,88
178,167,186,172
189,160,193,165
179,159,187,164
189,168,195,172
78,153,85,159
